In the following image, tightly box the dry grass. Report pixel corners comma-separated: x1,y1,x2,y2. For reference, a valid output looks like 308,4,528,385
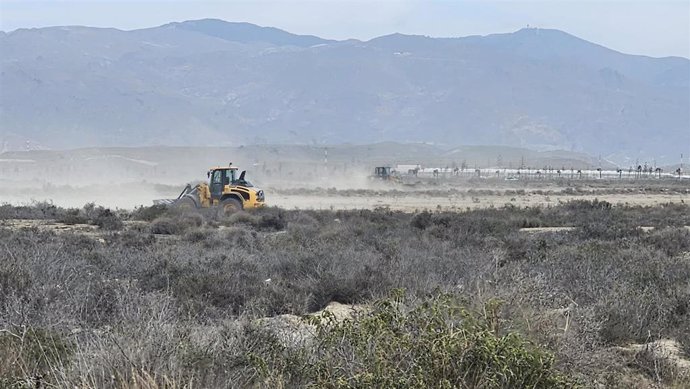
1,201,689,387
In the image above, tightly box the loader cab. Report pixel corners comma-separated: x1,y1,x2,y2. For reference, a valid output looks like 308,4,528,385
374,166,392,179
208,167,237,200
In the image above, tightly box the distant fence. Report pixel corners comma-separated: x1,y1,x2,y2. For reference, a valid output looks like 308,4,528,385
402,167,687,181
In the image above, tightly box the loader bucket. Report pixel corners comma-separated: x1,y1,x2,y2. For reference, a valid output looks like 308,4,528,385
152,184,195,206
153,199,178,206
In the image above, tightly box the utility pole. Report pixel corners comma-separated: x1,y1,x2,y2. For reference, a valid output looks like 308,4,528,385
324,147,328,174
681,153,684,179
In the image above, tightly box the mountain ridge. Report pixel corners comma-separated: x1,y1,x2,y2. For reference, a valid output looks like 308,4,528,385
0,19,688,164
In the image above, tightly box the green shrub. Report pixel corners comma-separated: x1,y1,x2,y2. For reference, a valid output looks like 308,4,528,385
251,292,576,388
0,327,74,384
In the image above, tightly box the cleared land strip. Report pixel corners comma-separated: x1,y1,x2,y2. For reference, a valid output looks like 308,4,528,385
273,192,690,212
0,188,688,211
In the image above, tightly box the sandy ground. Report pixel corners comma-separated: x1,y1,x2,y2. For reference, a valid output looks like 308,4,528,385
1,180,688,211
0,191,687,212
271,192,689,212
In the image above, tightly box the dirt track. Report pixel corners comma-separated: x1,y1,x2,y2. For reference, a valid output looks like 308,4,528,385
1,181,688,212
273,192,689,212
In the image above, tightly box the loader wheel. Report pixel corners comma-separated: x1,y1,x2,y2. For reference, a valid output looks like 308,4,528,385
175,196,197,211
221,197,243,215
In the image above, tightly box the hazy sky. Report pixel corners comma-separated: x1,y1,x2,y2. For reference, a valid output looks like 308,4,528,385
1,0,688,58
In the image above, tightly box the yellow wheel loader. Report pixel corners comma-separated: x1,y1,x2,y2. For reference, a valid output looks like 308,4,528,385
370,166,402,183
154,165,265,212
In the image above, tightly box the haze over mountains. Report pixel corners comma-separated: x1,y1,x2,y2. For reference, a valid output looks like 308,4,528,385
1,19,688,164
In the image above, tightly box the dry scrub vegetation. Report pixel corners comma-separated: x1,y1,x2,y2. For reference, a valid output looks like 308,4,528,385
1,200,690,388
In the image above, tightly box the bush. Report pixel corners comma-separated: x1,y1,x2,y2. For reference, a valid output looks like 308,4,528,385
224,207,287,231
150,217,179,235
92,208,123,230
0,327,74,383
130,204,168,221
0,201,66,220
1,201,689,387
222,227,259,250
113,229,156,249
178,212,204,229
410,210,432,229
252,292,575,388
632,342,689,386
307,268,390,312
257,213,287,231
643,227,690,256
184,228,209,243
225,211,258,226
149,212,203,235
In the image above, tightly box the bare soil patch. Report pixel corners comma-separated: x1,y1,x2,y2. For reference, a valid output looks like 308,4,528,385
1,219,101,236
273,192,690,212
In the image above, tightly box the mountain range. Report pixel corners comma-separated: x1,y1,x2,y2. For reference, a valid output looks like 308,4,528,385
1,19,688,164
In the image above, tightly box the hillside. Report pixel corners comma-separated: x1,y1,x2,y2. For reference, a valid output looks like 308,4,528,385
1,19,688,164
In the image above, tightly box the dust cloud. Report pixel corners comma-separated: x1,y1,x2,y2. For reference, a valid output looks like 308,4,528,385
1,146,688,211
0,147,383,209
